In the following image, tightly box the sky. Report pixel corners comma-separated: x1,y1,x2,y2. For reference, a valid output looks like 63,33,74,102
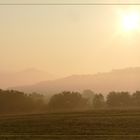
1,0,140,77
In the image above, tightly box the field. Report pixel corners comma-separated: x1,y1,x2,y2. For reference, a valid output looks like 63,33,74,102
0,110,140,140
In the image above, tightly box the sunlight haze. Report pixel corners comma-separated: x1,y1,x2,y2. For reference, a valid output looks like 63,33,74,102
1,0,140,77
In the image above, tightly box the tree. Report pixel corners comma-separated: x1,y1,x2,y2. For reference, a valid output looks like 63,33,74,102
48,91,88,111
92,94,105,109
0,89,46,114
106,91,131,109
132,91,140,108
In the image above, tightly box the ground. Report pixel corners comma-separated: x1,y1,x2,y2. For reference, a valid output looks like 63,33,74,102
0,110,140,139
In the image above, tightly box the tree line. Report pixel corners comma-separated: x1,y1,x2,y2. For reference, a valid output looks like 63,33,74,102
1,89,140,114
0,89,46,114
83,90,140,109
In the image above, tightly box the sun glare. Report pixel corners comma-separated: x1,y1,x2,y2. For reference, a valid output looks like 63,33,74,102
121,11,140,32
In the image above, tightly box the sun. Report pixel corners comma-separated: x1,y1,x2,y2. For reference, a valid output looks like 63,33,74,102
121,11,140,32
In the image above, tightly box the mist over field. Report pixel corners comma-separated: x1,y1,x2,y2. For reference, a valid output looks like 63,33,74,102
1,0,140,139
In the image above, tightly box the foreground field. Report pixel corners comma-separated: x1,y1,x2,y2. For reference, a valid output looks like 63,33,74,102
0,110,140,139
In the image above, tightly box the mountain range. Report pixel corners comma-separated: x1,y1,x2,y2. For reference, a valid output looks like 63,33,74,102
11,67,140,95
0,68,56,89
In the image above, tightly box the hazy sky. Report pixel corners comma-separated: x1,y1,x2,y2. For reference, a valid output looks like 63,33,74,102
1,0,140,76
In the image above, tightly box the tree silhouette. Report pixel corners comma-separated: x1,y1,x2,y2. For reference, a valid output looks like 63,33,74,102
92,94,105,109
132,91,140,108
107,91,131,108
48,91,88,111
0,89,45,114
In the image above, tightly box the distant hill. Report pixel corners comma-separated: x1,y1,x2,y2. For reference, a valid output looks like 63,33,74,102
0,68,56,89
12,67,140,94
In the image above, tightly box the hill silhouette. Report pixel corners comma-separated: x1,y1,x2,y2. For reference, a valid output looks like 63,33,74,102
12,67,140,95
0,68,55,89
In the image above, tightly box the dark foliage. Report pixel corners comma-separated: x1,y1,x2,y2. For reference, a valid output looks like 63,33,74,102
1,88,140,114
48,91,88,111
92,94,105,109
0,89,45,114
